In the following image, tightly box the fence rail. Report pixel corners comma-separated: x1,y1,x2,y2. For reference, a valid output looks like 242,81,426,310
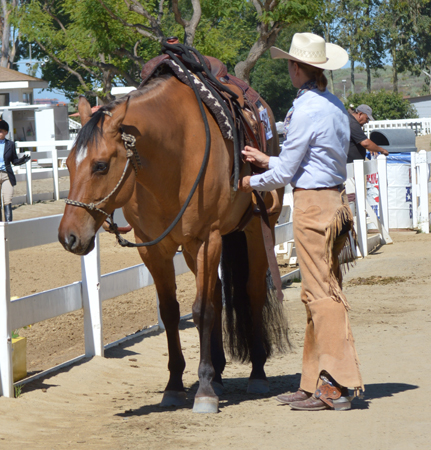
1,150,430,398
364,118,431,136
0,209,297,397
13,140,74,205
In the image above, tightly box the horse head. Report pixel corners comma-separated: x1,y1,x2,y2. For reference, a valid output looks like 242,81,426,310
58,96,136,255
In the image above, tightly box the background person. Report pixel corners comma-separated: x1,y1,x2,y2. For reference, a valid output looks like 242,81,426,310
348,104,389,163
239,32,363,411
0,119,30,222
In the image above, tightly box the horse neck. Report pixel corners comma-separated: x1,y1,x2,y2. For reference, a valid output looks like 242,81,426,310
128,78,193,194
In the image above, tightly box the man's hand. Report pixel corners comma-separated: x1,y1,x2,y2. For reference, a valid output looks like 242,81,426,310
379,148,389,156
242,146,270,169
238,176,253,193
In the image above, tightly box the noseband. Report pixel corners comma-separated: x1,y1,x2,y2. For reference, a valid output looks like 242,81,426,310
65,129,141,219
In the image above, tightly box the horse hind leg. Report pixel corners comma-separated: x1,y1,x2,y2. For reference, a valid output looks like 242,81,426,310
221,229,269,393
222,222,287,395
245,216,288,394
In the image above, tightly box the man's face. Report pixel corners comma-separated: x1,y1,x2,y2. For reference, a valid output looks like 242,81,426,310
0,129,7,140
357,112,369,126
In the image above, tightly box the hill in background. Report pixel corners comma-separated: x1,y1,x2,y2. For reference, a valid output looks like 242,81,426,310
330,65,430,100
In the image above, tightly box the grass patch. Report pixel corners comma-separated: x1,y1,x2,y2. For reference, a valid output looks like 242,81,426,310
346,276,407,286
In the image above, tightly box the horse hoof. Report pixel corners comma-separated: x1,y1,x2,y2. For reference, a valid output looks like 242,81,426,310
212,382,224,397
192,396,219,413
247,379,269,394
160,390,187,407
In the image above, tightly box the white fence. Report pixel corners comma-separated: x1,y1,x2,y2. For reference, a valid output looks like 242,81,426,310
13,140,74,205
364,118,431,136
412,150,431,233
1,151,430,398
0,210,297,398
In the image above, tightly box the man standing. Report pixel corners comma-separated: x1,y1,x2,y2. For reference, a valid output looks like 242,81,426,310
348,104,389,163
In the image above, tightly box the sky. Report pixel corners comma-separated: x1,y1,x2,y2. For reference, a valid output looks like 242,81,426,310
17,60,69,103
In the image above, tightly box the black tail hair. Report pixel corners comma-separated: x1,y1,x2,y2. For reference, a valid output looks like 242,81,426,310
221,230,289,363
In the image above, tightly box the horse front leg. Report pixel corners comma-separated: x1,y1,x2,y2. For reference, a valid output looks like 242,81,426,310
183,250,225,397
186,230,222,413
138,246,187,407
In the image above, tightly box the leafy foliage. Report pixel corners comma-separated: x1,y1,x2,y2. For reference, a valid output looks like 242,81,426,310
345,90,419,120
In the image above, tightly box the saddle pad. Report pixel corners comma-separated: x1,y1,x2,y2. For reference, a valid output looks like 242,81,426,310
150,59,234,140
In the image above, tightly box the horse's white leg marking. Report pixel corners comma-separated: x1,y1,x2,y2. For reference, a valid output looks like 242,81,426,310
76,146,87,167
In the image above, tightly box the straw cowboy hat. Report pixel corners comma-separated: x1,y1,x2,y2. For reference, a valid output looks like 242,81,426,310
270,32,348,71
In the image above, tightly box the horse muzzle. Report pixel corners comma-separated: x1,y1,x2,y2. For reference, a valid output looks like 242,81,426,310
58,229,95,255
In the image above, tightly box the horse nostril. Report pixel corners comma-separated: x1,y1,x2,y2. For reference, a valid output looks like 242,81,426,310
62,233,77,252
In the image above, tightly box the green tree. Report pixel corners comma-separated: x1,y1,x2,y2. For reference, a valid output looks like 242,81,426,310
346,90,418,120
380,0,427,93
338,0,384,95
15,0,159,102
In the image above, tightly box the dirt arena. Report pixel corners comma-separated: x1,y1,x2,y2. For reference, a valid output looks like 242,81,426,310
1,185,431,449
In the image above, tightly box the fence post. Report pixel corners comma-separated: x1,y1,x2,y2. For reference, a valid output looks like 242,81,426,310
25,152,33,205
354,159,367,257
418,150,430,233
411,152,418,229
377,154,389,232
81,233,104,357
0,223,13,397
51,147,60,201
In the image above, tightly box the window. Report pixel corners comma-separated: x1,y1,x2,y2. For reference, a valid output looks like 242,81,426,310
0,94,10,106
23,92,33,104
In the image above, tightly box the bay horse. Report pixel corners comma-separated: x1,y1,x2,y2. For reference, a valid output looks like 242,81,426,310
58,72,287,413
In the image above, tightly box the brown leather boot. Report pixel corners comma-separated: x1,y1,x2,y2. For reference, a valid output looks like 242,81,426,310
276,389,312,405
289,377,351,411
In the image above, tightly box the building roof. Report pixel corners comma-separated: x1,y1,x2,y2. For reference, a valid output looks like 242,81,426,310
0,66,44,83
407,94,431,104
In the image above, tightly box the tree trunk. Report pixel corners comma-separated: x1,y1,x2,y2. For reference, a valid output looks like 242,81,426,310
392,47,398,93
350,58,355,95
234,28,280,84
366,58,371,93
1,0,11,68
329,71,334,94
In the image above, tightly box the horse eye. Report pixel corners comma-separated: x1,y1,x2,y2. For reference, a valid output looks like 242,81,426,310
92,161,109,174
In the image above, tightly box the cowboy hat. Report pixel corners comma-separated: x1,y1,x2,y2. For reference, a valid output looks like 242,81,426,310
270,32,348,71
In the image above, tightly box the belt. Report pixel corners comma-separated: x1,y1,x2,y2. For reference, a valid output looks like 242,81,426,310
293,184,343,193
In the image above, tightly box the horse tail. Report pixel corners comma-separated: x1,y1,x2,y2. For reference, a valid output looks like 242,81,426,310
221,230,289,363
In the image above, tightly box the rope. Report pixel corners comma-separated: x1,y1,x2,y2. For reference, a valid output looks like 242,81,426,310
162,43,241,190
65,159,131,216
114,46,213,248
66,43,232,249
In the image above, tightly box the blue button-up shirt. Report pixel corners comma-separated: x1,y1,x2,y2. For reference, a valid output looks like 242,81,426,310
250,88,350,191
0,140,6,171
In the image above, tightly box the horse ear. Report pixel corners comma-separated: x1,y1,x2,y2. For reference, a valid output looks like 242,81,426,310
108,99,129,133
78,96,92,126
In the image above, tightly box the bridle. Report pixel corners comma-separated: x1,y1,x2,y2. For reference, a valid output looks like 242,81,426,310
65,122,140,221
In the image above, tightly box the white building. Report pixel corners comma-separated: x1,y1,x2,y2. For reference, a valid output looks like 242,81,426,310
0,67,48,107
407,95,431,118
0,67,69,144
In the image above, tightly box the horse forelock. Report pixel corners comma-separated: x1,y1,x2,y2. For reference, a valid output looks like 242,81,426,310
74,108,107,163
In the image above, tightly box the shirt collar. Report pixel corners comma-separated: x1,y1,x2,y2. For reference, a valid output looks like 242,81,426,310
0,139,5,144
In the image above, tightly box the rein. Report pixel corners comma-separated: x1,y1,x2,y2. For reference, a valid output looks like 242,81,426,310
66,44,215,248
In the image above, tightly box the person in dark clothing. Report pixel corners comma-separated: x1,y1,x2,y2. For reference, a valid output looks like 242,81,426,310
0,119,31,222
347,104,388,163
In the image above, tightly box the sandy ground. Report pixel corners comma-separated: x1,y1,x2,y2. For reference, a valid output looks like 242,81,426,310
0,195,430,449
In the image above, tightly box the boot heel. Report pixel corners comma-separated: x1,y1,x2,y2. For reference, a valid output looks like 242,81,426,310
333,396,351,411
